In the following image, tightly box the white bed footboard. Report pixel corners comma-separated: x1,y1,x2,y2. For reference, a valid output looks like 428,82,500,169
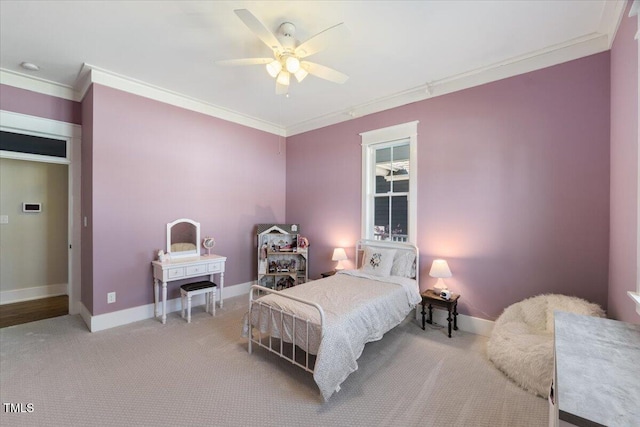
248,285,326,374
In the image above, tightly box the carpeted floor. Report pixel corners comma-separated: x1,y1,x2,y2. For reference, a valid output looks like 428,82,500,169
0,295,547,426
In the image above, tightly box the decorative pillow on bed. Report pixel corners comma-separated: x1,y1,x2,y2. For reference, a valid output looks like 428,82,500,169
361,247,396,277
391,250,416,278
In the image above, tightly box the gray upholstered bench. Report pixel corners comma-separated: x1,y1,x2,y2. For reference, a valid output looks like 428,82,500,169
180,281,217,323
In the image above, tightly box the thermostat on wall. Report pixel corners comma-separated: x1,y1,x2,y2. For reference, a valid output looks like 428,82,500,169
22,203,42,213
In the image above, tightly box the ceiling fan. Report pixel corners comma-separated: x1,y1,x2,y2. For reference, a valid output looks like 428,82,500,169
218,9,349,95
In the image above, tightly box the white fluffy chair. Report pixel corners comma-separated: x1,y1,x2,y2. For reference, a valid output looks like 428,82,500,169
487,294,604,398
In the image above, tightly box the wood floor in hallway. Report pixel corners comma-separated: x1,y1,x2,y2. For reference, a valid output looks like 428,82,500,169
0,295,68,328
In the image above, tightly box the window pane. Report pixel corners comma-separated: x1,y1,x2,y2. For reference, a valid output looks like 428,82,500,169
0,131,66,158
390,196,408,242
394,143,410,161
390,143,410,193
374,196,389,240
375,175,389,194
375,143,410,194
375,147,391,194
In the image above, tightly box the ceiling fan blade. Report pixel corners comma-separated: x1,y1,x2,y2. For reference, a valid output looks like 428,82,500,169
294,23,347,58
234,9,282,53
301,61,349,84
216,58,273,66
275,81,289,95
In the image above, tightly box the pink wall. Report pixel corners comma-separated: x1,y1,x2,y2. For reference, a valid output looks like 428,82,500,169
287,53,611,320
1,27,627,323
0,84,81,125
87,84,286,315
609,2,639,324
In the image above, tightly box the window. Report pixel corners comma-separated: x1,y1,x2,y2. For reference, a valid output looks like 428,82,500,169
0,131,67,158
360,121,418,243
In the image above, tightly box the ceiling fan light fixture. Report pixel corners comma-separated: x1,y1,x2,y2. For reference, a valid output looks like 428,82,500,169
276,71,290,86
285,56,300,73
294,68,308,82
266,60,282,78
228,10,349,93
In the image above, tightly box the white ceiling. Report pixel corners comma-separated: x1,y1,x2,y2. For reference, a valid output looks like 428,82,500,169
0,1,626,136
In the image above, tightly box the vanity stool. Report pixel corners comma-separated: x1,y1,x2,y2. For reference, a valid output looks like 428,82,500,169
180,281,217,323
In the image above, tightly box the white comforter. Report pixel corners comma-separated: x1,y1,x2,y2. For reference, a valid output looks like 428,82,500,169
248,270,421,400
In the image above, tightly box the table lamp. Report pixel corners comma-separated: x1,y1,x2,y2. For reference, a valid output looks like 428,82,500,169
332,248,348,270
429,259,452,294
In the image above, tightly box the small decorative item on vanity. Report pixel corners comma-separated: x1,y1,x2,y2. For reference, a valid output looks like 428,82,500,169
202,236,216,256
157,250,169,263
429,259,452,294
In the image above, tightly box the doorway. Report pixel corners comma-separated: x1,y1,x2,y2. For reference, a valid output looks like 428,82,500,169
0,110,81,322
0,156,69,326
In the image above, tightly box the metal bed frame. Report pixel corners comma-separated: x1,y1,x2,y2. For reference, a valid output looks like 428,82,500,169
246,239,419,375
248,285,325,373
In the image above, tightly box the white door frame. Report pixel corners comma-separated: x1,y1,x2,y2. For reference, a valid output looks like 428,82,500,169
0,110,81,314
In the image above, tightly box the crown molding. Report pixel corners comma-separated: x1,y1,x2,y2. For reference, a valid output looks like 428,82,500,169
76,64,286,137
631,0,640,40
1,0,626,139
598,0,627,48
0,29,613,139
0,110,81,139
0,69,79,101
286,31,612,136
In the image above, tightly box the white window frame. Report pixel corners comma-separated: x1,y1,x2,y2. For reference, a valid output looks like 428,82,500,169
360,121,418,243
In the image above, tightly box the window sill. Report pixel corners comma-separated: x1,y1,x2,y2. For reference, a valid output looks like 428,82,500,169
628,292,640,316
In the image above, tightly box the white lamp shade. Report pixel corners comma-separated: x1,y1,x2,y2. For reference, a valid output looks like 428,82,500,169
276,71,290,86
266,60,282,78
332,247,348,270
430,259,451,294
294,68,308,82
285,56,300,73
332,248,348,261
429,259,452,278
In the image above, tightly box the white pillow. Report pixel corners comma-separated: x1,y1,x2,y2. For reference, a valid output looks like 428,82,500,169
391,250,416,278
361,247,396,277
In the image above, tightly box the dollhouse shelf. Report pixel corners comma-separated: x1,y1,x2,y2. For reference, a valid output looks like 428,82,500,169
256,224,308,290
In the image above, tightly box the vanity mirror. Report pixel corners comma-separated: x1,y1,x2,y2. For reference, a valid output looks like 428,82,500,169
167,218,200,259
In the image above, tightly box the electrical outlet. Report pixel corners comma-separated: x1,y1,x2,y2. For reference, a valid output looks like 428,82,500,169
107,292,116,304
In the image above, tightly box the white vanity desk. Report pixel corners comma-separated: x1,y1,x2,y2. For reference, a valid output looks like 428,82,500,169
151,254,226,324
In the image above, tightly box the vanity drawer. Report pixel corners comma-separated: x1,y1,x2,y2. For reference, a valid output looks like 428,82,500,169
208,263,222,273
186,265,206,276
168,268,185,279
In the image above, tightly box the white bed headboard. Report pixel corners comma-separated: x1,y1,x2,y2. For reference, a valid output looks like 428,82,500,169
355,239,420,282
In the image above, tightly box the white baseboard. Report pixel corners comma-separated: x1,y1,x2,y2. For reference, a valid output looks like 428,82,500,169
414,306,494,337
0,284,67,305
79,281,495,335
82,281,252,332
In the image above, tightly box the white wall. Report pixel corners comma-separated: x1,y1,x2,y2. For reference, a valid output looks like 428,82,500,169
0,158,68,303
